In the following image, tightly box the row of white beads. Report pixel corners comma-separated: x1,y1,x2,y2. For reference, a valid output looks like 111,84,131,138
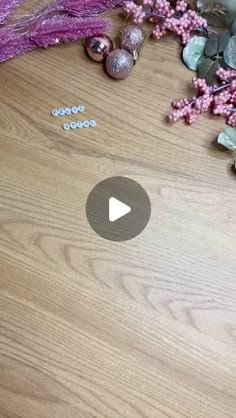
63,120,97,131
52,105,85,117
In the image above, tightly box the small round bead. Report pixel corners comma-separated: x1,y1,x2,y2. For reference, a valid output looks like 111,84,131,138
51,108,59,116
77,105,85,113
76,121,83,128
63,123,70,131
89,120,96,127
83,120,90,128
71,106,78,114
59,108,66,116
70,121,77,129
65,107,72,115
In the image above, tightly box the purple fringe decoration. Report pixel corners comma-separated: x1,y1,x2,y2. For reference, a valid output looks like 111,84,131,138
0,0,123,62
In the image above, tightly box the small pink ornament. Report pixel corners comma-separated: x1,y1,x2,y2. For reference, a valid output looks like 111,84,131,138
85,34,113,62
106,48,133,79
119,24,145,53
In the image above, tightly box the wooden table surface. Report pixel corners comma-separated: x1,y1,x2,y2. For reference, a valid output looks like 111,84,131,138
0,10,236,418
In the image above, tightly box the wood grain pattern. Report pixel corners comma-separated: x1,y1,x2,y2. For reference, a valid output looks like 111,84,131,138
0,7,236,418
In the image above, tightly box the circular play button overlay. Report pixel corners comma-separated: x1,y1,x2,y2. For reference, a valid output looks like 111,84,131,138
86,176,151,242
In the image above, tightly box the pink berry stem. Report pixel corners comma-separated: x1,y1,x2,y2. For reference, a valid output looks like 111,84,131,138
145,11,166,19
144,10,209,36
187,83,231,109
169,70,236,126
124,0,208,44
213,83,231,93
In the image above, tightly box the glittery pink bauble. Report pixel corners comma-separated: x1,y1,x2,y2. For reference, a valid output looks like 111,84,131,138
85,34,113,62
105,49,133,80
119,24,145,54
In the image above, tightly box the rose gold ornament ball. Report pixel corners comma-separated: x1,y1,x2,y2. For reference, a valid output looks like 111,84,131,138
105,49,134,80
119,24,145,54
85,34,113,62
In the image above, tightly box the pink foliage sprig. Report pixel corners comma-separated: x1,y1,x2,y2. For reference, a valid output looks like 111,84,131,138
0,16,108,61
31,16,109,46
124,0,208,44
169,69,236,127
12,0,123,30
0,0,24,24
0,0,123,62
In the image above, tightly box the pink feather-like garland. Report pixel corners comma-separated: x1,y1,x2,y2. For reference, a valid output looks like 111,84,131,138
0,0,123,62
0,0,24,24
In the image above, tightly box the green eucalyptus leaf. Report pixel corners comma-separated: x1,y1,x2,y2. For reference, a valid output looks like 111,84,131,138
205,35,218,57
218,127,236,150
198,57,220,84
224,34,236,68
218,30,231,51
231,19,236,34
205,30,230,57
182,36,207,71
219,57,230,69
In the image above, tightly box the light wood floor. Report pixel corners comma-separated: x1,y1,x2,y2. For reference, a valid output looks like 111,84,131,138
0,10,236,418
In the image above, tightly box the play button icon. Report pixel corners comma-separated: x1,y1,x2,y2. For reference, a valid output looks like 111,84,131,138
86,177,151,241
109,197,131,222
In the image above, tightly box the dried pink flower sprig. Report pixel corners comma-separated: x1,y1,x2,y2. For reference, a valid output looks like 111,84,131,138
124,0,208,44
169,69,236,126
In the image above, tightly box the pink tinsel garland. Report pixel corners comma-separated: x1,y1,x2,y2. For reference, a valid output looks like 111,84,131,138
0,0,122,62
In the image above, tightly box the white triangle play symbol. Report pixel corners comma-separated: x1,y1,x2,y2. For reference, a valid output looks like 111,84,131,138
109,197,131,223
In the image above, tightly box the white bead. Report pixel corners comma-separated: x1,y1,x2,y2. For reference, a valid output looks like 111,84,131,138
71,106,78,114
76,121,83,128
77,105,85,113
70,121,77,129
59,108,66,116
65,107,72,115
89,120,96,127
83,120,90,128
52,108,59,116
63,123,70,131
